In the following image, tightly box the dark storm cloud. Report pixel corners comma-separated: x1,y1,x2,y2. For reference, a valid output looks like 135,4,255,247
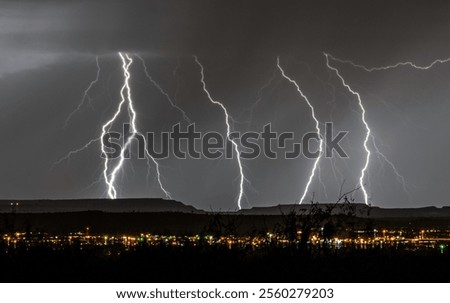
3,0,450,56
1,0,450,209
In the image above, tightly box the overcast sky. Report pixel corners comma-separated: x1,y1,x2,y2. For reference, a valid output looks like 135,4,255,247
1,0,450,210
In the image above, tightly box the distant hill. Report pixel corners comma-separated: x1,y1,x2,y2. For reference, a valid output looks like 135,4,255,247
1,199,450,219
0,198,203,214
237,203,450,218
1,200,450,234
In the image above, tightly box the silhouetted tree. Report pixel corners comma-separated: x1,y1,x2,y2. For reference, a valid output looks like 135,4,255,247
297,186,360,251
322,222,336,241
281,209,300,247
203,212,224,238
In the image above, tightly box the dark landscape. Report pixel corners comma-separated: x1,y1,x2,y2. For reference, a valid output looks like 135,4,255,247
1,199,449,282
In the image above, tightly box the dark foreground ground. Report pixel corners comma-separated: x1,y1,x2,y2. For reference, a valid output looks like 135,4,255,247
2,209,450,282
1,246,449,282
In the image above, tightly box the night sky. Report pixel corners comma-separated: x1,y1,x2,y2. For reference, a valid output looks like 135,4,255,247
1,0,450,210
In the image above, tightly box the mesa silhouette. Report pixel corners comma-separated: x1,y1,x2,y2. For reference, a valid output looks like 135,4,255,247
2,198,450,217
1,199,450,235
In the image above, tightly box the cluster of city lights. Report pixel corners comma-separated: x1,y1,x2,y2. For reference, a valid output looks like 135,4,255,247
1,228,449,254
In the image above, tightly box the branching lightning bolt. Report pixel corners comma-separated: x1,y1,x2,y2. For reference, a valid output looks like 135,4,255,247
65,56,101,127
55,53,171,200
327,52,434,202
370,135,411,201
52,137,100,169
193,55,246,210
326,53,450,71
135,54,191,123
277,57,324,204
247,67,279,125
324,53,371,205
100,53,135,198
101,52,171,199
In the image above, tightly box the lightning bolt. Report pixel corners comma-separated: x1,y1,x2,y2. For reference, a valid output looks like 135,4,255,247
55,53,172,200
324,52,371,205
327,52,429,202
135,54,191,123
246,67,279,126
65,56,101,127
291,60,347,198
277,57,324,204
52,137,100,169
326,53,450,71
370,135,411,201
193,55,246,210
101,52,171,199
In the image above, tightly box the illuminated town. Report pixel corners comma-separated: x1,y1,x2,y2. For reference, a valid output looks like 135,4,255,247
2,228,449,254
